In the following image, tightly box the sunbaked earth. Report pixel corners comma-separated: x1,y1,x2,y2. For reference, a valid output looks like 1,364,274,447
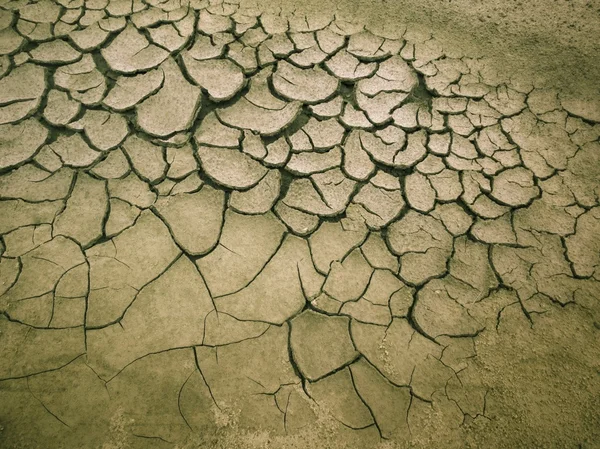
0,1,599,448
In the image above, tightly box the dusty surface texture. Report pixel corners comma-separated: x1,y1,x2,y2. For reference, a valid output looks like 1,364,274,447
0,1,599,449
256,0,600,100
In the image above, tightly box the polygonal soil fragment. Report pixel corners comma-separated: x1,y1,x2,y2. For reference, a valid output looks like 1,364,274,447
154,186,225,256
29,39,81,64
307,368,375,428
413,279,485,339
69,22,110,51
0,63,46,124
289,117,345,151
229,169,281,214
501,111,578,178
445,236,499,304
0,165,74,201
196,210,287,297
387,211,454,285
121,135,167,184
217,68,302,135
182,56,245,102
136,59,202,137
562,141,600,207
2,224,52,258
259,33,294,62
349,358,411,439
214,235,321,324
428,168,463,202
285,146,342,175
490,167,539,207
101,24,169,73
0,316,84,380
49,134,102,168
405,171,436,213
70,110,129,151
361,232,400,273
342,130,376,181
274,201,320,236
91,149,130,180
308,210,369,274
361,127,427,168
43,90,81,126
310,96,343,118
194,324,299,425
352,178,405,229
166,144,197,179
54,55,106,105
356,90,406,125
196,145,268,190
0,236,85,327
0,27,23,55
360,268,405,311
203,309,270,347
272,61,339,104
325,50,377,81
512,197,575,237
282,168,357,217
148,17,193,52
289,43,328,67
290,310,358,381
242,130,267,159
0,200,63,235
341,103,373,129
264,137,292,166
170,173,203,195
197,9,232,35
323,248,373,303
357,56,417,95
86,256,214,380
347,31,402,61
491,233,583,305
0,119,48,170
86,211,181,327
470,213,517,245
54,172,108,248
103,69,164,111
105,198,140,238
351,318,441,386
565,207,600,280
431,203,473,236
195,111,241,148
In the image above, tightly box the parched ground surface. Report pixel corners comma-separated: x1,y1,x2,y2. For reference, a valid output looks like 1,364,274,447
0,1,599,449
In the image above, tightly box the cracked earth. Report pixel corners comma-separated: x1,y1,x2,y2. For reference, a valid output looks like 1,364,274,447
0,1,599,448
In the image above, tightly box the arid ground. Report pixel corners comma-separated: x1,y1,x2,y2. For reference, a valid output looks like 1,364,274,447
0,1,599,448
